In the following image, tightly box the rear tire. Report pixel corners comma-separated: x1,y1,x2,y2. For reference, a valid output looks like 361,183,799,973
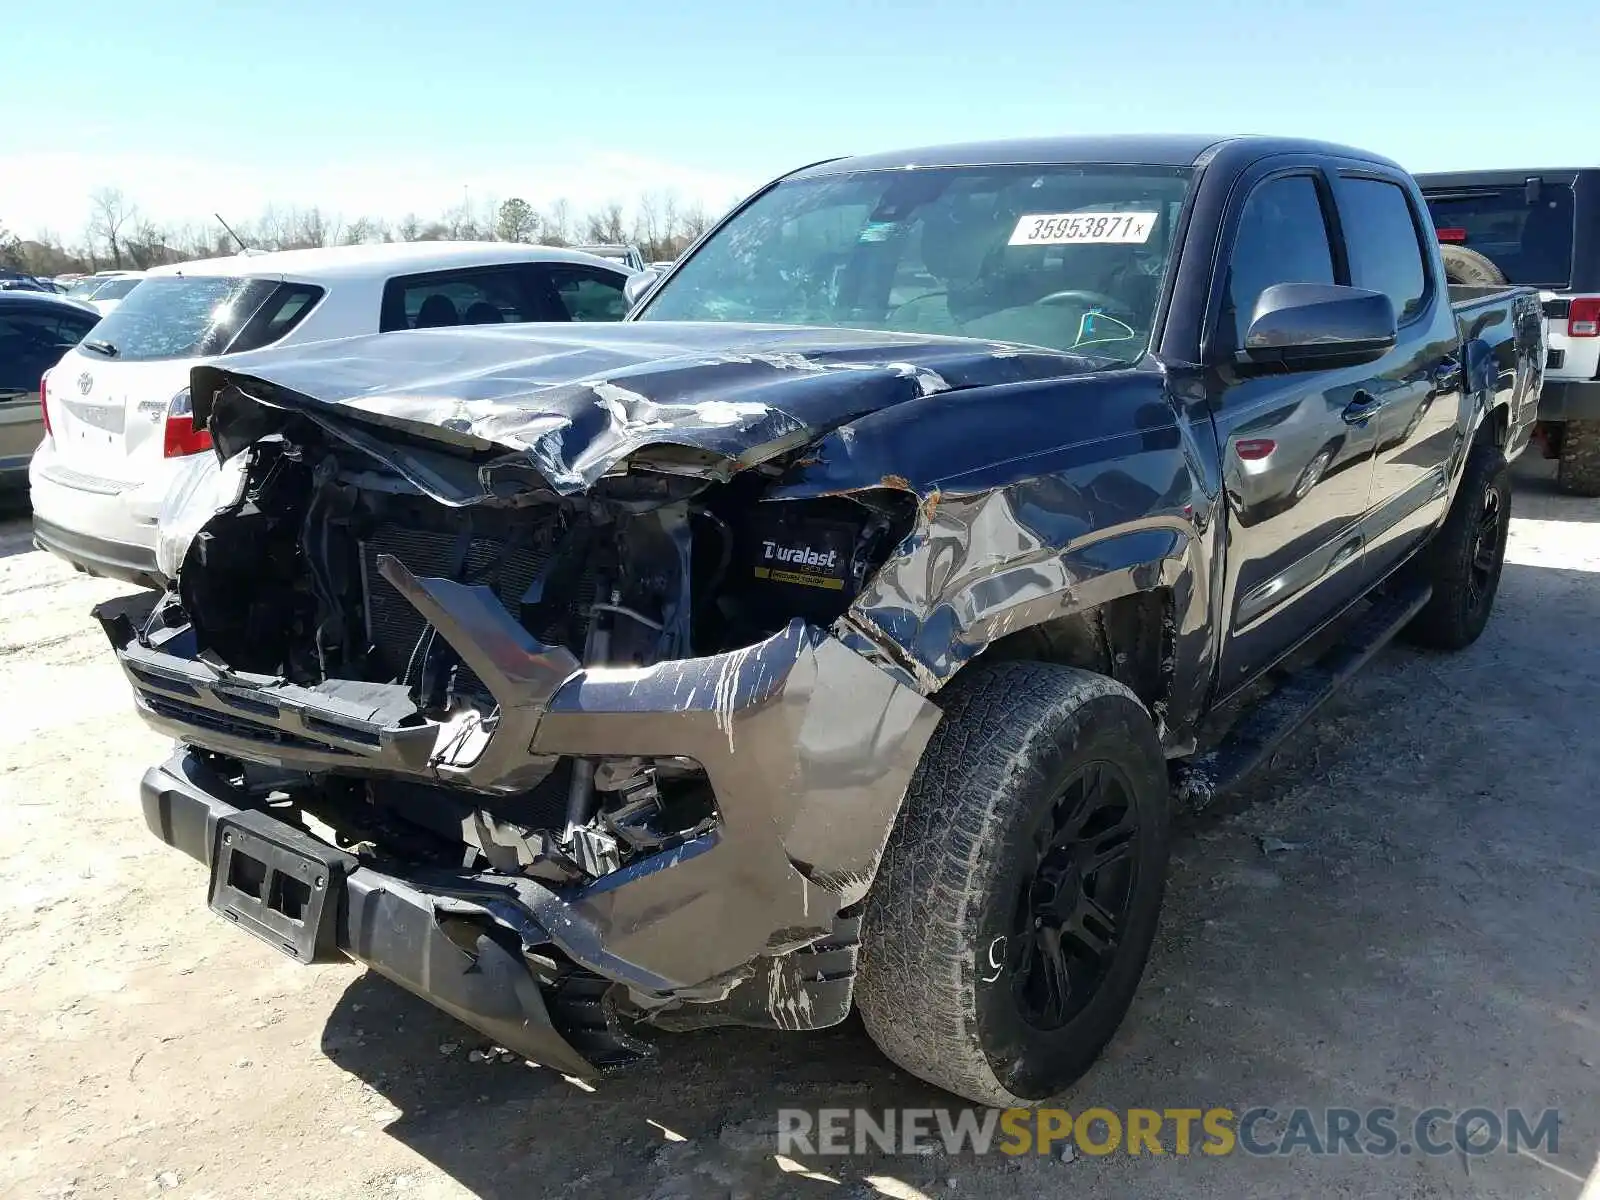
856,661,1170,1106
1440,245,1507,287
1403,434,1511,650
1556,419,1600,496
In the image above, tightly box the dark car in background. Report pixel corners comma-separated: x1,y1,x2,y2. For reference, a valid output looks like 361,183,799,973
0,292,99,487
1418,168,1600,492
0,270,65,294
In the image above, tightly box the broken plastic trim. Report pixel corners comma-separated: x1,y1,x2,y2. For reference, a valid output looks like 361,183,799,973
97,572,942,992
94,557,584,795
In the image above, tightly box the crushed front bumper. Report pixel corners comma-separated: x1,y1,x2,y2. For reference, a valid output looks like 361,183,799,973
141,750,604,1076
99,560,941,1039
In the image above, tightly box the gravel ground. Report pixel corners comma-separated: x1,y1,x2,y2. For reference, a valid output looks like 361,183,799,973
1,457,1597,1200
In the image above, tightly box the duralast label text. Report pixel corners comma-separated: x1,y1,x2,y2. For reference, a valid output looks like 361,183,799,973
762,540,839,571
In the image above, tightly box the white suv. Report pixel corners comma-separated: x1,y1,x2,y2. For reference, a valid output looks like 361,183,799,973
31,241,632,587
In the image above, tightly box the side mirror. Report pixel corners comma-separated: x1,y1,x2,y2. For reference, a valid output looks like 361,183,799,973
1241,283,1397,371
623,267,663,312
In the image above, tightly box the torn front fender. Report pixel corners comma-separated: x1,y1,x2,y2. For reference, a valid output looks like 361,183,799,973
525,621,942,993
770,369,1218,737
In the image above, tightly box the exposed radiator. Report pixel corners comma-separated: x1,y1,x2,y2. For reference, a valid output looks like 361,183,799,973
358,523,592,695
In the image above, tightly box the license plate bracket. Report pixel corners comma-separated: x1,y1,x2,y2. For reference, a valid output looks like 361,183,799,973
208,810,358,964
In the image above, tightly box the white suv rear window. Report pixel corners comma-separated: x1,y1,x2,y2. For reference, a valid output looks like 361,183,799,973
83,276,323,362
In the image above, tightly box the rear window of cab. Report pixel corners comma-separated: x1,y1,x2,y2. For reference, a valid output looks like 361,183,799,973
81,276,324,362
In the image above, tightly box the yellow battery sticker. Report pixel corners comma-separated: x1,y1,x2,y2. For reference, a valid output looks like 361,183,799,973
754,566,846,590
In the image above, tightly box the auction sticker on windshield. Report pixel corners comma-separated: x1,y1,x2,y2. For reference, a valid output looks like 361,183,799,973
1009,212,1158,246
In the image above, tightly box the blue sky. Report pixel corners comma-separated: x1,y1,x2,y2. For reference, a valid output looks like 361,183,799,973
1,0,1589,242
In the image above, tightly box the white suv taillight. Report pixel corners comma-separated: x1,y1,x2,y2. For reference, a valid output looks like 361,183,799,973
161,388,213,457
40,372,52,438
1568,297,1600,338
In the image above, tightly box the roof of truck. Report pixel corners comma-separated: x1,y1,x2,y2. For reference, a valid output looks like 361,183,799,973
786,135,1399,178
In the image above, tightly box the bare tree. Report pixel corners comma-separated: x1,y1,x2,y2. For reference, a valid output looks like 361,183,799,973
659,193,681,256
583,201,627,245
165,221,215,259
38,182,732,278
444,200,484,241
251,205,287,250
283,206,338,249
632,193,663,259
11,229,87,277
19,227,62,275
87,188,136,267
680,201,713,243
125,218,174,269
342,216,388,245
0,217,21,269
540,198,572,246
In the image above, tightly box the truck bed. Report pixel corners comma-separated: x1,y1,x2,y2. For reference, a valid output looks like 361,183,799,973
1447,283,1545,462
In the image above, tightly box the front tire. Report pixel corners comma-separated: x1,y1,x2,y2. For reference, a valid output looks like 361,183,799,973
856,661,1170,1106
1403,434,1511,650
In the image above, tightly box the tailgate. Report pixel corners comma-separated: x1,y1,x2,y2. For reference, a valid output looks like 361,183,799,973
47,350,191,484
45,273,290,484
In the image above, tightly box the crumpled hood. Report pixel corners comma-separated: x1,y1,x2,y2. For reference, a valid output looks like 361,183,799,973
192,322,1101,501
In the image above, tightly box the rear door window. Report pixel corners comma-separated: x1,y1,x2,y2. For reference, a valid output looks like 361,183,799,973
229,284,325,353
1337,176,1429,323
79,276,318,361
381,266,568,331
545,264,629,321
1422,184,1575,289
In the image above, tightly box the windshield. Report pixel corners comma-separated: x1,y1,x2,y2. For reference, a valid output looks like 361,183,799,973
66,277,106,298
83,275,285,361
638,164,1191,359
1423,185,1575,290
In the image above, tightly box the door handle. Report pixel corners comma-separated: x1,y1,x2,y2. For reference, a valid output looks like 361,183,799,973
1341,391,1384,425
0,388,30,402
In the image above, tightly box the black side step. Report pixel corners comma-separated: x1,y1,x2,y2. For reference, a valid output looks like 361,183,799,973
1173,584,1431,812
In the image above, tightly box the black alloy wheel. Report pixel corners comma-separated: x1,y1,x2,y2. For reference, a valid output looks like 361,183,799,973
1011,760,1139,1031
1466,484,1504,610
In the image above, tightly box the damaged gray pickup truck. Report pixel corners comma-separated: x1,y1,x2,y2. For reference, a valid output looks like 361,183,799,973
95,135,1544,1107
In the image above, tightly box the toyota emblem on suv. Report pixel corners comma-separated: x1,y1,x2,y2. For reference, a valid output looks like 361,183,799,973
77,373,92,396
